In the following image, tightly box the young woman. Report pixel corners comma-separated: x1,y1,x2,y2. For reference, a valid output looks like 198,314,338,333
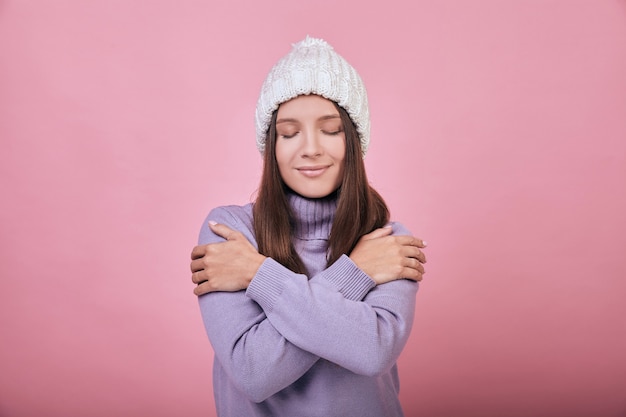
190,36,427,417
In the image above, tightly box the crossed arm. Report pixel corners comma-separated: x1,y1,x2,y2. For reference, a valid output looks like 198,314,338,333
189,208,427,402
191,220,426,295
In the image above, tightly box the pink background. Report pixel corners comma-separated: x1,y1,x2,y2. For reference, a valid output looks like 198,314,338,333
1,0,625,416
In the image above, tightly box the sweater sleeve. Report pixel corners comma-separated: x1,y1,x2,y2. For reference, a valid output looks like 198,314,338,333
198,207,419,399
246,222,419,377
196,207,319,403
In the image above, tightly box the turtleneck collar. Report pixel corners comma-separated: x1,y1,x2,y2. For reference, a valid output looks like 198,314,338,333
288,192,337,240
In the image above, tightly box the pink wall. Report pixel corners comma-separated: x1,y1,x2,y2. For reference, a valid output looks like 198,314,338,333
1,1,625,416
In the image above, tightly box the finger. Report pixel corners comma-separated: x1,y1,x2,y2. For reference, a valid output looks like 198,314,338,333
361,225,394,241
401,267,423,282
395,235,427,248
415,249,426,264
190,258,202,273
191,245,206,260
192,267,212,284
401,246,426,263
408,257,425,274
194,280,215,296
401,257,425,274
208,221,241,241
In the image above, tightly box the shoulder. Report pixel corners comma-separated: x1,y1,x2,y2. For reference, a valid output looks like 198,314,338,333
206,203,254,227
388,221,412,237
197,203,257,246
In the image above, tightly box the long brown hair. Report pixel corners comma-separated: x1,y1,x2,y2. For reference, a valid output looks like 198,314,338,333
253,101,389,274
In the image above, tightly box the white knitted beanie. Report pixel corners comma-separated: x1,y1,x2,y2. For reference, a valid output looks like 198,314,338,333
255,36,370,156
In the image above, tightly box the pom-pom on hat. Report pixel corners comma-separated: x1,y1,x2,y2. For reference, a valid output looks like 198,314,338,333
255,36,370,157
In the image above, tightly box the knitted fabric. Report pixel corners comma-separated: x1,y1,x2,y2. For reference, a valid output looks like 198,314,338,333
255,36,370,157
196,193,418,416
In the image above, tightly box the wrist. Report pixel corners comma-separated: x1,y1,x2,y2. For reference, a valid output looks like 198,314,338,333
249,254,267,283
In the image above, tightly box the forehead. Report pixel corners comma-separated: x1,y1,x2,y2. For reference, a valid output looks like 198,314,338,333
276,95,339,119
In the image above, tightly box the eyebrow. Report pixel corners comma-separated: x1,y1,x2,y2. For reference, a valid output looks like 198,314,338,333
276,114,340,124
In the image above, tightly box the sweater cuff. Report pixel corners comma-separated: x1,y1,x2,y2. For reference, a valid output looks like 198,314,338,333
322,255,376,301
246,257,293,313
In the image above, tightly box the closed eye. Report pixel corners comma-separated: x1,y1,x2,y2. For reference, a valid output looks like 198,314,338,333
322,129,343,136
280,132,298,139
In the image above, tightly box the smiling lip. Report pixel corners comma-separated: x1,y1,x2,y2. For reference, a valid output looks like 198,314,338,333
296,165,330,178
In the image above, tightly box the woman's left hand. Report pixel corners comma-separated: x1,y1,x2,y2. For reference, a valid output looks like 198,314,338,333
190,222,266,296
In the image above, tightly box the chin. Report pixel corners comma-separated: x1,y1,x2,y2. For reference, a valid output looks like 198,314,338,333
299,192,331,199
293,186,339,199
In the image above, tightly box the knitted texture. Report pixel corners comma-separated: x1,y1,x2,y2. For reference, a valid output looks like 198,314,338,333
196,194,418,416
255,36,370,157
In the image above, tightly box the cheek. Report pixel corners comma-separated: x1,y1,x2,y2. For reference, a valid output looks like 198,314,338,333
332,138,346,164
336,159,346,182
275,157,287,178
274,146,291,177
333,141,346,182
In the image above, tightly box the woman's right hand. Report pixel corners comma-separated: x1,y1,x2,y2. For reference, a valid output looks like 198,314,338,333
349,226,427,285
190,221,267,296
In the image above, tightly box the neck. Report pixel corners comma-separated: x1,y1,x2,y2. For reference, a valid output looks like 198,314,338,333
288,192,337,240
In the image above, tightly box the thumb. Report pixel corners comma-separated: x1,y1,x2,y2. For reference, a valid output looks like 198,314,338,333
208,221,239,241
361,225,393,241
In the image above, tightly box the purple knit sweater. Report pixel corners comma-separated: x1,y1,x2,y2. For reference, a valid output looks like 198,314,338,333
197,193,418,417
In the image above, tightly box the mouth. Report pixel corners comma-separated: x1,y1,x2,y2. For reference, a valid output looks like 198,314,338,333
296,165,330,178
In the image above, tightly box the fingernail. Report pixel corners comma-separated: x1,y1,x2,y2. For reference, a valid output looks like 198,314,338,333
422,240,428,247
208,220,217,226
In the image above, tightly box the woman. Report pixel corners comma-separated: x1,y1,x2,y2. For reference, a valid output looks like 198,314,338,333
190,36,427,417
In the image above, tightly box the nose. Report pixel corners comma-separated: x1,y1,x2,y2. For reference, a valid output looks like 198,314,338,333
300,129,322,158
